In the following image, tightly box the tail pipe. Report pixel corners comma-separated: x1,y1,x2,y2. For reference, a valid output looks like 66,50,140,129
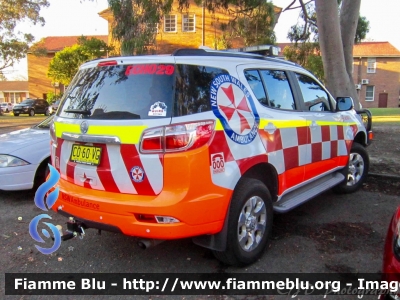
137,238,165,249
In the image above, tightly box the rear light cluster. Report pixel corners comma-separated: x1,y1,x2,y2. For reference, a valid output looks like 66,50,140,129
140,120,215,153
135,214,179,224
50,123,57,146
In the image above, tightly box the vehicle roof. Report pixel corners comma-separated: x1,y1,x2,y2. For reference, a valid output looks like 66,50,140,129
80,48,305,72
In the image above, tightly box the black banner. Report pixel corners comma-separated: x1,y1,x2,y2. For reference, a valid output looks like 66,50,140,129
5,272,399,297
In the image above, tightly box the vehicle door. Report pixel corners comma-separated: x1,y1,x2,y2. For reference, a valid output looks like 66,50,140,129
33,100,42,113
237,65,308,195
291,72,350,181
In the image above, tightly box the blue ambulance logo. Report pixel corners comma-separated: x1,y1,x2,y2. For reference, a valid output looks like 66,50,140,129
210,74,260,144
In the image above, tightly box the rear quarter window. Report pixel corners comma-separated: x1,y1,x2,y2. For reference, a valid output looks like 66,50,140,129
174,64,228,116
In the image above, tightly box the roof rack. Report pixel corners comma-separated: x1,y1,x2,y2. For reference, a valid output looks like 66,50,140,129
172,47,296,66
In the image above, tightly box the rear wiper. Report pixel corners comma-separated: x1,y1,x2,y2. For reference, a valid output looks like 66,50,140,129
63,109,91,115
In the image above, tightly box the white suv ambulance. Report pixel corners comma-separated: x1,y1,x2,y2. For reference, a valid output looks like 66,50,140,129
51,48,372,266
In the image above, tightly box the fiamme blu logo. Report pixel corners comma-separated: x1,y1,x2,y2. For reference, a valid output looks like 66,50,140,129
29,165,61,255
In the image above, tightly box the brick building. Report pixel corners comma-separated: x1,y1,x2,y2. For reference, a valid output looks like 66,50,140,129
0,81,29,104
352,42,400,108
99,1,282,54
27,35,108,99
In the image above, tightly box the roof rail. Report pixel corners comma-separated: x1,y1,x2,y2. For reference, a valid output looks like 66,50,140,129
172,48,296,66
227,45,280,57
172,48,264,59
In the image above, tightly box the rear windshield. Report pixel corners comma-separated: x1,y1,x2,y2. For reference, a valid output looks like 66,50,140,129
58,64,175,120
58,63,228,120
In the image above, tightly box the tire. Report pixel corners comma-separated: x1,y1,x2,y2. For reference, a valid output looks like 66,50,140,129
29,109,35,117
333,142,369,194
212,178,273,266
6,109,9,113
14,113,19,116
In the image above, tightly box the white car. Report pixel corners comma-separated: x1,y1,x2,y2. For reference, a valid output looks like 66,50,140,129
0,116,52,191
0,102,14,113
51,100,61,114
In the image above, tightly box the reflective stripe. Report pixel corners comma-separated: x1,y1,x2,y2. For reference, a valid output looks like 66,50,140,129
259,119,308,129
74,164,105,190
139,153,163,194
55,122,148,144
106,144,137,194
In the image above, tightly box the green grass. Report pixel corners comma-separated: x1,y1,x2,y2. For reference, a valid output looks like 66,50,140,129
368,108,400,117
0,114,46,124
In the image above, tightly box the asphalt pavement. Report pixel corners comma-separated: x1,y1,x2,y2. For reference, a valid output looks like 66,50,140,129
1,117,398,299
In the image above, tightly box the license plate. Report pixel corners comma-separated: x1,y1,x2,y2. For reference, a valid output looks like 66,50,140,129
70,145,102,166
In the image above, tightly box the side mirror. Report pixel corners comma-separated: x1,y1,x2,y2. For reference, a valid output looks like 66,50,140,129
336,97,354,111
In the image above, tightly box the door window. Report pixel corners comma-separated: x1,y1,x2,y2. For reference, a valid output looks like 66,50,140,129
295,73,332,111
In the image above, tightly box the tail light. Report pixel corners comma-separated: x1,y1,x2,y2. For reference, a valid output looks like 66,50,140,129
140,120,215,153
97,60,118,67
50,123,57,146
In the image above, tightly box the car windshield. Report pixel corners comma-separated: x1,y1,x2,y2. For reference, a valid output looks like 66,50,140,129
33,115,54,129
20,99,34,104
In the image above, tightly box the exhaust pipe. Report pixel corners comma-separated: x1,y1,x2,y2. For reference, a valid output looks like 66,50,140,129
137,238,165,249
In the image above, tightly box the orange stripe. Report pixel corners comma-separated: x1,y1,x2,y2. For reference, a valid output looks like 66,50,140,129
304,157,347,181
278,166,305,195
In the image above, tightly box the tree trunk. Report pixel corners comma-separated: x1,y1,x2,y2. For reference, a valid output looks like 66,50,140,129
340,0,361,107
315,0,360,109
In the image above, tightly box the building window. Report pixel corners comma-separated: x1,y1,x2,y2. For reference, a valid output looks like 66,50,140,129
365,86,375,101
182,13,195,32
367,58,376,73
147,23,159,34
164,15,177,32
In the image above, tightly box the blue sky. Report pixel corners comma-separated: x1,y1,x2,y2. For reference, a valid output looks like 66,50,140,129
4,0,400,79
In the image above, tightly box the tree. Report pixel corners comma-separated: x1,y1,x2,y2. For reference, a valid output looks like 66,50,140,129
283,0,366,109
86,0,276,54
47,36,113,86
216,0,276,47
283,0,369,83
0,0,49,71
108,0,173,55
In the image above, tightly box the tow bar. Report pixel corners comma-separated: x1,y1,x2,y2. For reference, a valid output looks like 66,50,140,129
57,217,86,241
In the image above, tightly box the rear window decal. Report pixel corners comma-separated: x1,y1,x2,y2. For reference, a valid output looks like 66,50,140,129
210,74,260,145
125,64,175,76
148,101,167,117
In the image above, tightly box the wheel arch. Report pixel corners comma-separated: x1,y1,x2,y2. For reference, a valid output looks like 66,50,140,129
353,131,367,147
192,162,278,251
33,156,51,189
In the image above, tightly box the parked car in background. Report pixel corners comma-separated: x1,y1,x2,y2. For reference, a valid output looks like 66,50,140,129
13,99,51,116
381,205,400,299
0,116,52,191
0,102,14,113
51,100,61,114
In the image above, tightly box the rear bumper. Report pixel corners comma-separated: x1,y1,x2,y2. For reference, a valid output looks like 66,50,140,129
53,179,232,240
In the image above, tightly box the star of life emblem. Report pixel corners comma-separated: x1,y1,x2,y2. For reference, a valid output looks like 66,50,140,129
130,166,145,183
210,74,260,145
